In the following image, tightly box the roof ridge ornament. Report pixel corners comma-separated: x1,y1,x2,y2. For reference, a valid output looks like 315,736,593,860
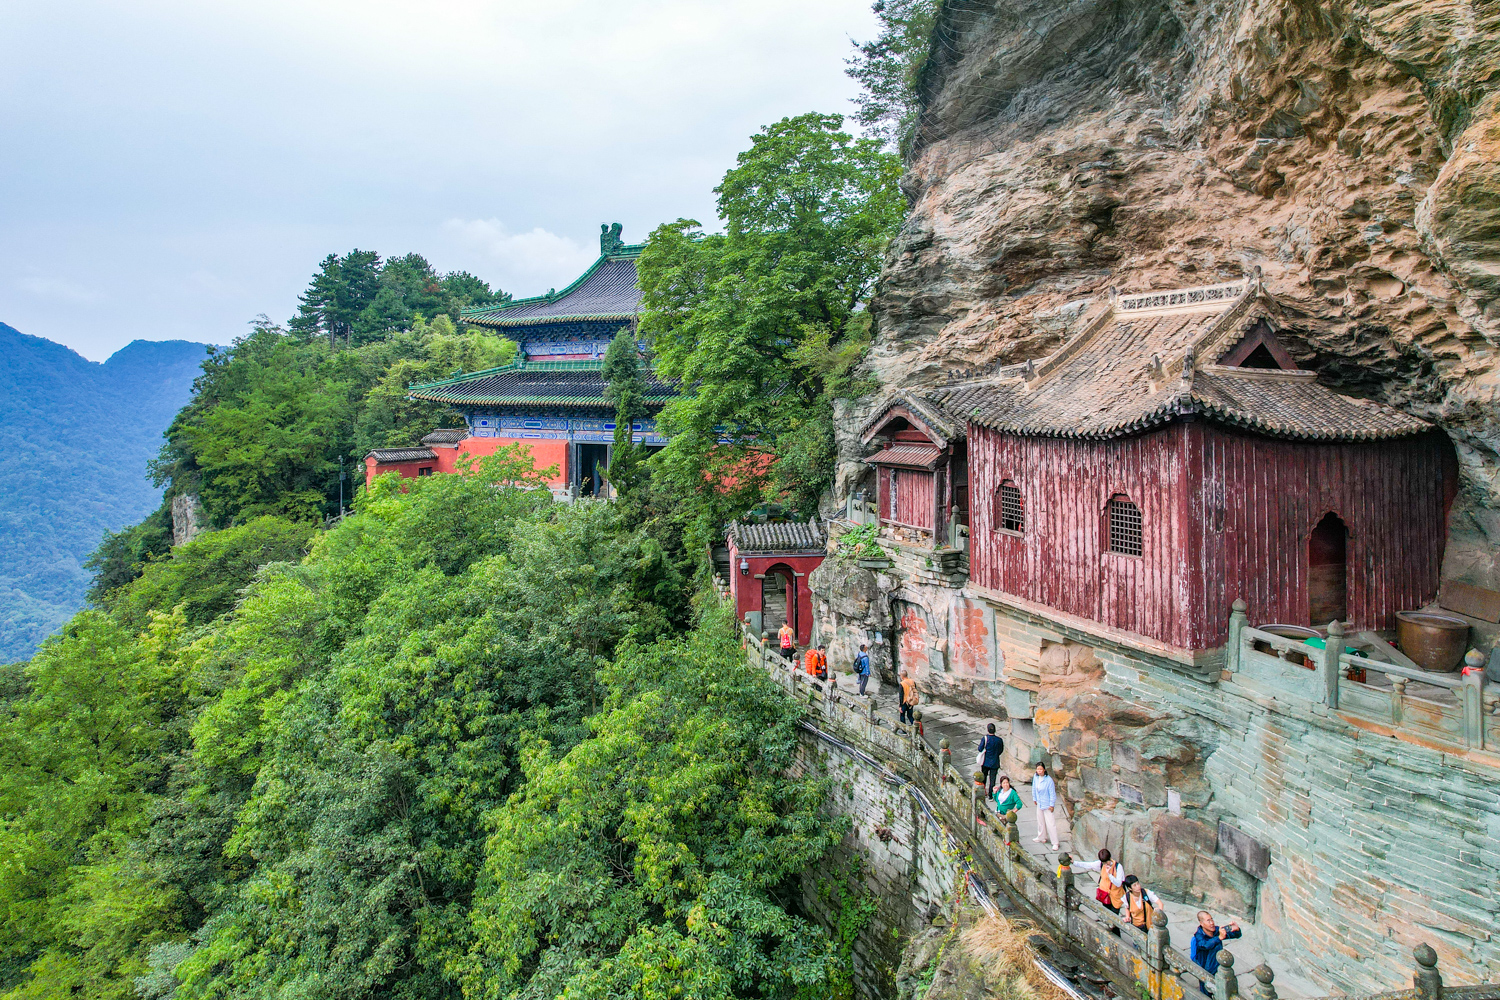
600,222,625,255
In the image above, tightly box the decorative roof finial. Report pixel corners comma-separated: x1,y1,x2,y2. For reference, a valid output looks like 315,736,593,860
600,222,625,255
1150,354,1165,379
1024,359,1037,381
1181,350,1196,378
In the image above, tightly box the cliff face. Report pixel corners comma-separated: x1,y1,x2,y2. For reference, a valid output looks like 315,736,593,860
863,0,1500,590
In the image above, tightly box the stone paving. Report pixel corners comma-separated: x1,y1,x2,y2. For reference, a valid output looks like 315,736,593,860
828,669,1321,999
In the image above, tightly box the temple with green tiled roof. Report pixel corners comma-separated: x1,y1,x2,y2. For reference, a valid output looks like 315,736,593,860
367,223,674,497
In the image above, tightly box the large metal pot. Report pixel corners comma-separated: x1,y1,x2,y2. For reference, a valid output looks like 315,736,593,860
1396,612,1469,673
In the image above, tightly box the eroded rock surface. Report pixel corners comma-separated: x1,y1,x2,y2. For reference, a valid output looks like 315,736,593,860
860,0,1500,589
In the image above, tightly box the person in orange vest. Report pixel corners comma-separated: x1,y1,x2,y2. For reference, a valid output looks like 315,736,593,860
898,670,919,726
804,645,827,678
1071,848,1126,913
777,622,795,661
1121,875,1161,931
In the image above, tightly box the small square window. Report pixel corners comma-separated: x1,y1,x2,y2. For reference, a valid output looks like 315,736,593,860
1107,496,1142,556
418,467,434,477
998,482,1024,533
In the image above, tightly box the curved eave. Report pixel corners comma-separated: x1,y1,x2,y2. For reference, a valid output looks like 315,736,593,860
463,311,637,330
408,392,672,408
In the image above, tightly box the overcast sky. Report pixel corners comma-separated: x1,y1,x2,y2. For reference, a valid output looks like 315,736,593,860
1,0,880,361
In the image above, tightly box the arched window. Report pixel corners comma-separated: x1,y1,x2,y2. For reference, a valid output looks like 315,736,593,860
1106,495,1143,556
995,481,1024,533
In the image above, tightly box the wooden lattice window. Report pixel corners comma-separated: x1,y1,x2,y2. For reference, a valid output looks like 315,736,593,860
1107,496,1143,556
996,481,1024,533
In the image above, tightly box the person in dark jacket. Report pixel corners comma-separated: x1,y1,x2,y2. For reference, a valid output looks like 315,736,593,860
1190,909,1242,988
854,644,871,696
976,723,1004,795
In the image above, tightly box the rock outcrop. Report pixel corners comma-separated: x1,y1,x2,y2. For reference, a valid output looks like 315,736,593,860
860,0,1500,591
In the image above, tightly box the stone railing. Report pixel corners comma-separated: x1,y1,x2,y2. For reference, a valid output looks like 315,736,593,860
742,625,1495,1000
1227,602,1498,754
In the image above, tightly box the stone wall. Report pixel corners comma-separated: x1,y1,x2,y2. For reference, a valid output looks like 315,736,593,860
792,728,962,1000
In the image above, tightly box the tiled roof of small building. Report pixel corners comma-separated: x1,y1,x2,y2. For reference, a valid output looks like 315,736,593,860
406,359,676,409
368,446,437,463
925,279,1430,443
462,249,643,329
729,519,827,553
421,428,467,446
859,389,966,445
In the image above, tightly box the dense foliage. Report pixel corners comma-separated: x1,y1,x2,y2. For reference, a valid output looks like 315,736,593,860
637,113,902,543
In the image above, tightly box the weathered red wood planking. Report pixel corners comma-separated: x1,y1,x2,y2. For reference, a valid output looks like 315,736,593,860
968,423,1453,652
885,468,936,531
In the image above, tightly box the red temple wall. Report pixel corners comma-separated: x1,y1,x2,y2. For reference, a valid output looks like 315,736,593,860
968,424,1453,651
726,539,822,647
364,437,569,491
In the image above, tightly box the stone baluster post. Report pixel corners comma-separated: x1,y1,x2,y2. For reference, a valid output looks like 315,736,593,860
1387,674,1407,726
790,668,799,700
1215,950,1239,1000
1413,943,1443,1000
1147,909,1171,1000
940,739,951,782
1227,598,1248,674
1320,620,1344,708
1056,852,1073,908
1462,651,1486,750
969,782,978,835
1005,809,1020,846
1250,965,1277,1000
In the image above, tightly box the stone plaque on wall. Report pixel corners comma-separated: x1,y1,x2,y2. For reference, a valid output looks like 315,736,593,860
1217,822,1270,880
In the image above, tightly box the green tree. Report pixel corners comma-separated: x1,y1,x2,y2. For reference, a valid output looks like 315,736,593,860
603,327,650,500
637,113,902,534
846,0,939,153
463,604,843,1000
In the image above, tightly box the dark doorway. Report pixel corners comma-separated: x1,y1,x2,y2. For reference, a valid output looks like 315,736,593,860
762,570,791,635
575,443,610,497
1308,512,1349,625
1238,344,1283,369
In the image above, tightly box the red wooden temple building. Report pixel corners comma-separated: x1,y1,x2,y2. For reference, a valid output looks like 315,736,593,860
860,277,1455,659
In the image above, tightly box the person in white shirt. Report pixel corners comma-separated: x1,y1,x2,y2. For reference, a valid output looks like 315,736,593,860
1120,874,1162,930
1070,849,1126,912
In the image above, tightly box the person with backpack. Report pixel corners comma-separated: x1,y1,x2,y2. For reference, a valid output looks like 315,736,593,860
1190,910,1242,986
777,622,794,661
975,723,1004,796
854,644,871,696
804,644,827,679
1121,875,1161,931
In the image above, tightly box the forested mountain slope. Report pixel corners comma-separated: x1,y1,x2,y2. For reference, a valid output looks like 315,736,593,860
0,324,207,661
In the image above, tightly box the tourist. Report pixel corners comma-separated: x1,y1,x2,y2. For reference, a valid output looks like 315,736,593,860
976,723,1004,796
1031,762,1060,851
854,644,871,696
778,622,795,661
898,670,918,726
805,644,827,678
1190,910,1242,982
1121,875,1161,931
1070,848,1125,913
993,775,1022,817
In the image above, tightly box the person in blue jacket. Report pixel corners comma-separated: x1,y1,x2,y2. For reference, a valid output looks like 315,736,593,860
854,644,871,696
1190,909,1242,991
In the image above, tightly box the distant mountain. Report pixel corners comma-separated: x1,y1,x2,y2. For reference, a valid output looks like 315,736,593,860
0,323,209,661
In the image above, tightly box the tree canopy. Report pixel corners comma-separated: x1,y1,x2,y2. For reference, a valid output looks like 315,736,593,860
637,112,901,538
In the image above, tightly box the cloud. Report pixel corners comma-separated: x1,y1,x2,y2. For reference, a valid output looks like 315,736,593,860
443,219,599,296
16,274,100,303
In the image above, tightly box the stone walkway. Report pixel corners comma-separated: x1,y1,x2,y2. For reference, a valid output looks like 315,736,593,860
828,669,1321,999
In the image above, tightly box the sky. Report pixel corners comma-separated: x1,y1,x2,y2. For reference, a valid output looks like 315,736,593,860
1,0,880,361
